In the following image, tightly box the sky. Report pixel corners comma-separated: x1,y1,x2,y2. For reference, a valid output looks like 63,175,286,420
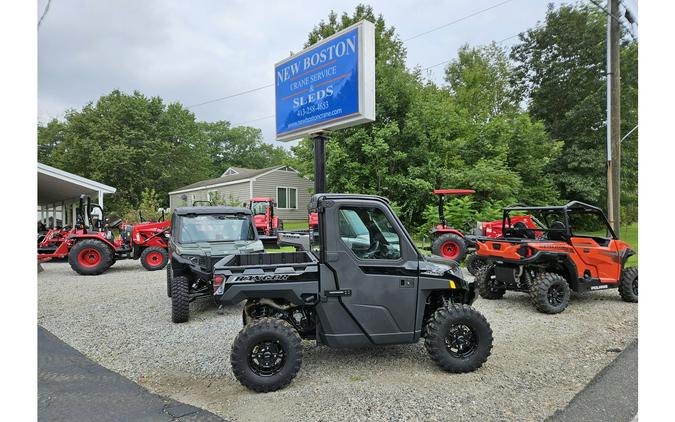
38,0,578,149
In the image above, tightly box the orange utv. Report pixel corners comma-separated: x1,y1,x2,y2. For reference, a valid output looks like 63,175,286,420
474,201,637,314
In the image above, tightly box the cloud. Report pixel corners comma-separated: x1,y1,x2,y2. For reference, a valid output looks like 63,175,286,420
38,0,563,148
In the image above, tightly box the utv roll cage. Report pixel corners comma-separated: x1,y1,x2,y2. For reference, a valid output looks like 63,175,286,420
501,201,617,240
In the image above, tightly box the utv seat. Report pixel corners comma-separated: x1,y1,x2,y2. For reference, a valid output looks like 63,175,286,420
547,221,566,241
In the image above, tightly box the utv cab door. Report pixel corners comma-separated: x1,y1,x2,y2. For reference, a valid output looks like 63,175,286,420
318,199,419,346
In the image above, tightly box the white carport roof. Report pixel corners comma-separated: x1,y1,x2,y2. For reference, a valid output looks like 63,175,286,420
38,162,116,205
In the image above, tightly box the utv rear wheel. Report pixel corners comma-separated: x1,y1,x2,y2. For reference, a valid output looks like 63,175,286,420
424,304,493,373
171,275,190,323
68,239,114,275
476,265,505,300
231,318,302,392
465,253,489,276
432,233,467,262
618,267,638,303
140,247,168,271
529,272,570,314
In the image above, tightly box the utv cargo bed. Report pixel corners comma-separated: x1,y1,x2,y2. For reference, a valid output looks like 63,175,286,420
213,251,319,306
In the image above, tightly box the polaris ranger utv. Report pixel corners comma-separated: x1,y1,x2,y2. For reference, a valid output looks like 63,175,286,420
474,201,638,314
212,194,493,392
167,206,264,323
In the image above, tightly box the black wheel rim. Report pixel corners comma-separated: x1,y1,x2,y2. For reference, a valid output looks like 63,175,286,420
248,340,286,376
444,323,478,358
632,278,638,296
547,284,564,306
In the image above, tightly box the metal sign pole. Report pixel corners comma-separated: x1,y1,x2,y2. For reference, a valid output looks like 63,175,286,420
312,133,327,194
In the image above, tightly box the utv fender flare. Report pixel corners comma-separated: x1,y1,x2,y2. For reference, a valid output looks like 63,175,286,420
216,281,319,306
620,248,636,267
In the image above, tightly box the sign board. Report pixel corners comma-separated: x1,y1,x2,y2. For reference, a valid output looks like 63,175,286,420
274,20,375,142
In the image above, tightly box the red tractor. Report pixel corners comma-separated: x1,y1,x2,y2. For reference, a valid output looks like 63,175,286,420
430,189,477,262
38,195,171,275
247,198,284,245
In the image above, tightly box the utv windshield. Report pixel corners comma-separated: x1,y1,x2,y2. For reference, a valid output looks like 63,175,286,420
178,214,254,243
250,202,269,216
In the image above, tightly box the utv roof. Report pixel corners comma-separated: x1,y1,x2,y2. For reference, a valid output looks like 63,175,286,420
309,193,390,209
504,201,604,213
174,206,251,216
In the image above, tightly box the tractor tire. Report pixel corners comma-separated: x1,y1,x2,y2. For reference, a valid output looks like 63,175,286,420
140,247,168,271
166,263,172,298
424,304,493,373
68,239,114,276
529,272,570,314
466,253,489,276
476,264,506,300
618,267,638,303
171,275,190,323
231,318,302,392
431,233,467,262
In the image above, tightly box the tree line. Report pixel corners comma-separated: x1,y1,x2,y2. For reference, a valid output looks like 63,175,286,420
38,3,638,231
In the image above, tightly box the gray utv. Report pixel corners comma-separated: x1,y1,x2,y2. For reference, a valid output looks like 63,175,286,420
213,194,494,392
167,206,263,323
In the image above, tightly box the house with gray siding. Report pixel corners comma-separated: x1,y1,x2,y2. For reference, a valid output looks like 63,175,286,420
168,166,314,221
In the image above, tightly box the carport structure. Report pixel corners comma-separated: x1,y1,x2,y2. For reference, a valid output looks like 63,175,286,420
38,163,116,229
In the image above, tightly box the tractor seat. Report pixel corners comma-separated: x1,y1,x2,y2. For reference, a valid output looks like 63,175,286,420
547,221,566,241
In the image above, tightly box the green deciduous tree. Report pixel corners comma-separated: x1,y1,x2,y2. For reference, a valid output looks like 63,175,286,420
510,4,638,222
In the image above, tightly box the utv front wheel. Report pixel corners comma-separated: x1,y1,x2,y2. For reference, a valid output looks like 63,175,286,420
424,304,493,373
529,272,570,314
465,253,489,276
231,318,302,392
171,275,190,323
140,246,168,271
476,264,505,300
166,263,172,298
618,267,638,303
431,233,467,262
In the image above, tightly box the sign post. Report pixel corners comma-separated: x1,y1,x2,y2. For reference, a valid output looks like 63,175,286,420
274,20,375,193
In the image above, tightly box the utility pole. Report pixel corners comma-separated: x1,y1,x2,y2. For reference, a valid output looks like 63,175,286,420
606,0,621,237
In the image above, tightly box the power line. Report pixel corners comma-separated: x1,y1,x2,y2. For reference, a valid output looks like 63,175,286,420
187,0,519,110
402,0,516,42
186,84,273,109
588,0,637,40
38,0,52,29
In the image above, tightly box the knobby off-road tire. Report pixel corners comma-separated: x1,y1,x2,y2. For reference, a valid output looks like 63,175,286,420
529,272,570,314
424,304,493,373
166,263,172,298
231,318,302,392
431,233,467,262
171,275,190,323
618,267,638,303
68,239,114,275
140,246,168,271
465,253,489,276
476,264,505,300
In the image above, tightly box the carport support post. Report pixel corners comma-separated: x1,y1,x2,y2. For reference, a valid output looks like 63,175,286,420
312,132,327,194
72,203,77,226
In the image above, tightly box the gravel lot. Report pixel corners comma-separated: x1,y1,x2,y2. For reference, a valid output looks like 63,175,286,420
38,260,637,422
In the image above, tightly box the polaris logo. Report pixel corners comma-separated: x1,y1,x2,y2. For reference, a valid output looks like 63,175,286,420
590,285,609,290
226,274,295,284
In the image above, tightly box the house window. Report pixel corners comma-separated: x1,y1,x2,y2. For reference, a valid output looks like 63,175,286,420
277,187,297,209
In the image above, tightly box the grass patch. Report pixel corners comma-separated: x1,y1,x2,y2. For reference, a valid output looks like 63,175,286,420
621,223,638,266
265,245,297,253
283,220,309,231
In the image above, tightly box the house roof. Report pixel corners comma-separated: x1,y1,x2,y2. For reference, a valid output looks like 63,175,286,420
169,166,286,194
